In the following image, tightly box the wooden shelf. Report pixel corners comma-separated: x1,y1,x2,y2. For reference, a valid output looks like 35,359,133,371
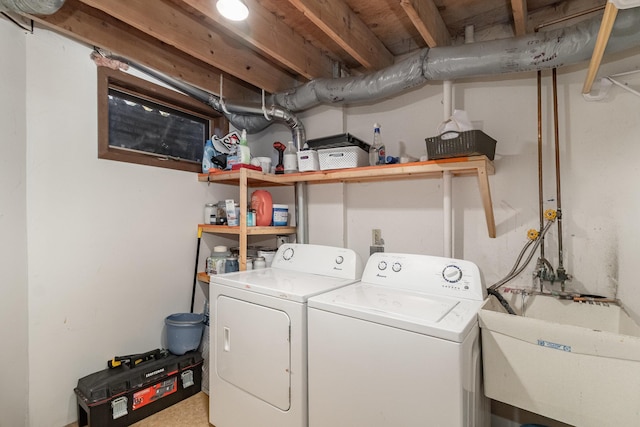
199,156,496,237
199,224,297,236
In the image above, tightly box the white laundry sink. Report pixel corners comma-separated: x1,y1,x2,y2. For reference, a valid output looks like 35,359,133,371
479,293,640,427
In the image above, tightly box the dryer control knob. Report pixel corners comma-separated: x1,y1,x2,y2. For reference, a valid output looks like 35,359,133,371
378,261,387,270
392,262,402,272
335,255,344,264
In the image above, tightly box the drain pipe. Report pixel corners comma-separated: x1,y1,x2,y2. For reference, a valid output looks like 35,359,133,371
552,68,568,288
443,80,453,258
442,25,475,258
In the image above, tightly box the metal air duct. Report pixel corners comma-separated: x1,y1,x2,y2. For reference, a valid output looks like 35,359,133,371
0,0,64,14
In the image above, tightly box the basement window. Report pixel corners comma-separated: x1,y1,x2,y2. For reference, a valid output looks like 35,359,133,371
98,67,227,173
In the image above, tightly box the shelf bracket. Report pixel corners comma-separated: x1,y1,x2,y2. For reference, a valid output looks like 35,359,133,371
476,164,496,238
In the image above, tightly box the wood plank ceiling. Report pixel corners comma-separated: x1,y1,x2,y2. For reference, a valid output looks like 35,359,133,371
25,0,608,101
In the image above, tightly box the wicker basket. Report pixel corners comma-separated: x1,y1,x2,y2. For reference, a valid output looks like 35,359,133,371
425,130,496,160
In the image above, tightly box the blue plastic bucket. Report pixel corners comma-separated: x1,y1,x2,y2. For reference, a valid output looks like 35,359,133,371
165,313,204,356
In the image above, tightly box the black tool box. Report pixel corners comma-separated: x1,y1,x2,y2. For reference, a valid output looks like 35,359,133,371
75,351,203,427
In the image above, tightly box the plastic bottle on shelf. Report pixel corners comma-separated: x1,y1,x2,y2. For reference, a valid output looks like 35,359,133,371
206,245,231,275
283,140,298,173
369,123,386,166
238,129,251,164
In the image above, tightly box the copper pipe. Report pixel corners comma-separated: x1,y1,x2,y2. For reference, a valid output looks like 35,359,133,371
537,70,545,259
535,5,606,31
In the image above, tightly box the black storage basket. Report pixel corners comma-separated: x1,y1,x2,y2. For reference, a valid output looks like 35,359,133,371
425,130,496,160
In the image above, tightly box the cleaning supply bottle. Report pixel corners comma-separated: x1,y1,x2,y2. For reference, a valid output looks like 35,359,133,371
225,133,239,170
283,140,298,173
369,123,386,166
238,129,251,164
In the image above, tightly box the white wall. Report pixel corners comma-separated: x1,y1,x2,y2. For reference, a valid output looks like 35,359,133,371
4,17,640,427
1,27,231,426
0,18,29,427
296,50,640,313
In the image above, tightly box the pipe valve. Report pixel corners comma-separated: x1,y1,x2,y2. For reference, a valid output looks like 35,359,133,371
527,229,540,240
544,209,557,221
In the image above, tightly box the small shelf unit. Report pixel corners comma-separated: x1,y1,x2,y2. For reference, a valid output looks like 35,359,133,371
197,155,496,277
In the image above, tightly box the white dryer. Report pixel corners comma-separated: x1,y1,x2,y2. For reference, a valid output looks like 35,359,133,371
307,252,490,427
209,243,363,427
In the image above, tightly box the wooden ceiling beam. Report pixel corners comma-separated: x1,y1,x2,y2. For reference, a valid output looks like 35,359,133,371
76,0,299,93
32,0,259,102
400,0,451,47
287,0,394,71
583,1,618,94
510,0,528,36
177,0,334,81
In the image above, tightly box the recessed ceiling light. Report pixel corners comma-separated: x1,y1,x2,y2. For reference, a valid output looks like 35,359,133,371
216,0,249,21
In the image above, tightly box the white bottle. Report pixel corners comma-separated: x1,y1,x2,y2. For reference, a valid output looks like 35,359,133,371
283,140,298,173
369,123,386,166
238,129,251,164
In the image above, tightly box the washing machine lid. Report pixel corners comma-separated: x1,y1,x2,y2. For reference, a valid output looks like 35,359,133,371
211,268,358,302
307,282,485,342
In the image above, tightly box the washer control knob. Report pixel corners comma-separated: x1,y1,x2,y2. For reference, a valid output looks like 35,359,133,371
442,265,463,283
378,261,387,270
335,255,344,265
392,262,402,272
282,247,294,260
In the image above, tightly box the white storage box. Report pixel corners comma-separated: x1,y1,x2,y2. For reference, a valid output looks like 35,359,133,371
306,133,370,171
297,150,320,172
318,146,368,171
479,293,640,427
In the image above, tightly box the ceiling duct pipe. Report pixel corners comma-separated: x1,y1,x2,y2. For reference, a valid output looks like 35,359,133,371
99,52,305,148
101,8,640,136
270,7,640,112
0,0,64,14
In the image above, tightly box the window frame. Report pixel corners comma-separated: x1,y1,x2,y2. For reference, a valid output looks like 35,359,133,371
98,66,228,173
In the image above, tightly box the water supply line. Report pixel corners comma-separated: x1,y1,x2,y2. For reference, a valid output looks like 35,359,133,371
488,211,558,314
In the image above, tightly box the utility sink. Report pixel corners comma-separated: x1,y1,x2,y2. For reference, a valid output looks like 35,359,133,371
479,293,640,427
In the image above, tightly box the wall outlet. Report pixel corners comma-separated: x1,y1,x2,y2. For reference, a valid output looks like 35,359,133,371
372,228,383,246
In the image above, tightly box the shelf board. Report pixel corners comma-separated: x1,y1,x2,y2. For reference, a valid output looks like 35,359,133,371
199,224,297,236
197,272,209,283
199,156,493,185
198,168,294,186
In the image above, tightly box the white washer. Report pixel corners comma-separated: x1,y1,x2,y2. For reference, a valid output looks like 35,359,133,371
209,243,363,427
307,252,490,427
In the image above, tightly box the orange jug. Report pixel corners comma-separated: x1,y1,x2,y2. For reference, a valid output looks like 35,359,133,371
251,190,273,226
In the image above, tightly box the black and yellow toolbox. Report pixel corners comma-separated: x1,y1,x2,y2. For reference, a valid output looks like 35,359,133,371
74,350,203,427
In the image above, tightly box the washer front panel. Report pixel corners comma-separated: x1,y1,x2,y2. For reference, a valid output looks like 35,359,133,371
308,308,472,427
